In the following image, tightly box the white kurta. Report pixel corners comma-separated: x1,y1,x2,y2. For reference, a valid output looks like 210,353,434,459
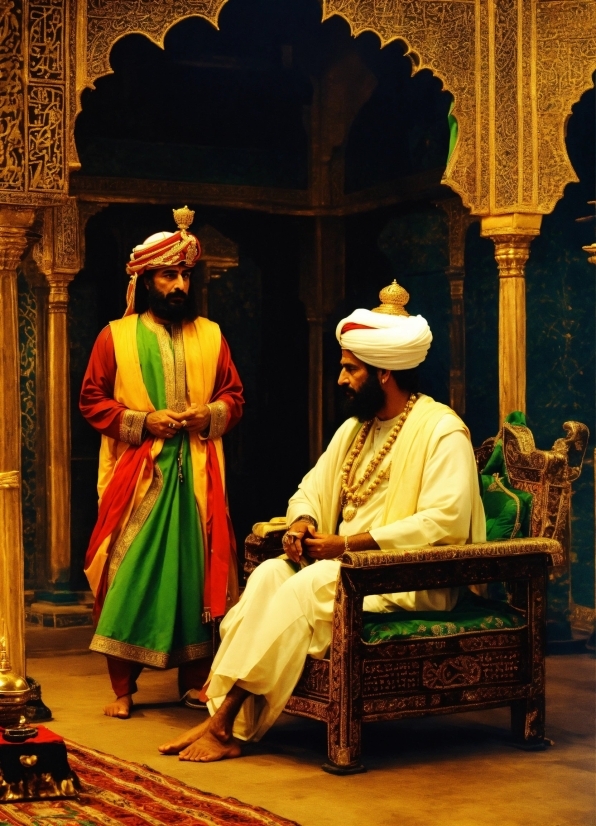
206,400,485,741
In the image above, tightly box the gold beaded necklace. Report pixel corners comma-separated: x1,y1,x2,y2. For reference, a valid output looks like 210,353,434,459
340,394,417,522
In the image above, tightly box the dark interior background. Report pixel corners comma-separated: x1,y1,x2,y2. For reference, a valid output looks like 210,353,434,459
17,0,593,612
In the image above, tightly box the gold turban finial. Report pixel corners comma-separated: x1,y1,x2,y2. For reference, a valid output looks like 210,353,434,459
173,205,195,232
371,280,410,316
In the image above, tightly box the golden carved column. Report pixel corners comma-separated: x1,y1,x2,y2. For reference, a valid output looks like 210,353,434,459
34,201,81,587
46,272,76,584
0,207,36,677
482,214,542,423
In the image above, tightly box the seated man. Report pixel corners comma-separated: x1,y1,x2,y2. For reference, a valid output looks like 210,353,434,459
160,282,485,762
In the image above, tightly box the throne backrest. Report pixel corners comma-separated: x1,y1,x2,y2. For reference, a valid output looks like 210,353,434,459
475,421,589,565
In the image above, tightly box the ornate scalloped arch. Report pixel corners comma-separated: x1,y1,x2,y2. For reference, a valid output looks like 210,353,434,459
83,0,232,90
79,0,596,216
323,0,596,216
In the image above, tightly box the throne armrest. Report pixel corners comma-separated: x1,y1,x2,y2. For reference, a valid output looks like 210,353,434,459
340,537,562,569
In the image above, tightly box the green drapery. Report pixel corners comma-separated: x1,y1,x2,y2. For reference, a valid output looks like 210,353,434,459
95,319,210,666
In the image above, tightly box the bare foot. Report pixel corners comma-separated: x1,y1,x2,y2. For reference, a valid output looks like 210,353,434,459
104,694,133,719
178,728,242,762
158,718,211,754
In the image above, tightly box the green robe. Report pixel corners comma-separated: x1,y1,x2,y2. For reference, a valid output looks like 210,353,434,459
91,319,211,668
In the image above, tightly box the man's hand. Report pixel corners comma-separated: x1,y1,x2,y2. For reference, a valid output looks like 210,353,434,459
282,521,315,564
177,403,211,433
145,409,185,439
303,531,345,560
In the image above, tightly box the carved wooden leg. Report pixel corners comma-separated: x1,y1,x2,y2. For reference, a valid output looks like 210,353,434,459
323,714,365,775
322,576,366,774
511,563,549,750
510,695,548,750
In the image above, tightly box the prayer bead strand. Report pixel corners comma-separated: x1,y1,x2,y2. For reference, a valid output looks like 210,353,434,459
340,394,417,522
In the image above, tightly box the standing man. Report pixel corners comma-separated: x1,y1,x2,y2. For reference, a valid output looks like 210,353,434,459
80,207,244,718
160,281,485,761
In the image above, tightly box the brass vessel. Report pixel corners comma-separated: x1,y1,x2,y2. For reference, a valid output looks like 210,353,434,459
0,634,30,730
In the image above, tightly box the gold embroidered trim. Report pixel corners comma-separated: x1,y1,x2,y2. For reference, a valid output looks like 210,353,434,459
89,635,212,668
487,473,522,538
207,400,228,439
108,464,164,587
171,323,187,412
169,642,213,667
140,312,187,412
119,409,147,445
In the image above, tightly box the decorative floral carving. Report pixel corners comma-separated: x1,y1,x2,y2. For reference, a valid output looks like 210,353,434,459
422,656,483,689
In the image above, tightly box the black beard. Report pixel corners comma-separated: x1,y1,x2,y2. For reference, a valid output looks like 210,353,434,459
342,372,386,422
146,285,191,323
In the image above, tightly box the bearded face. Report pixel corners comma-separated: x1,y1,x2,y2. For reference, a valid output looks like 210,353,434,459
140,264,198,322
146,281,192,323
341,369,386,422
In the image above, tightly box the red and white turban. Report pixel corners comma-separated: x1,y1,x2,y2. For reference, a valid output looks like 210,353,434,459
336,308,432,370
123,206,201,316
126,229,201,276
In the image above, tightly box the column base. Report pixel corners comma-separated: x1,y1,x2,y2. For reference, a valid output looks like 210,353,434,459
26,600,93,628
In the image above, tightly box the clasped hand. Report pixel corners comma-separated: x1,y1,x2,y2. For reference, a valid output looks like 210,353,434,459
145,403,211,439
283,522,344,563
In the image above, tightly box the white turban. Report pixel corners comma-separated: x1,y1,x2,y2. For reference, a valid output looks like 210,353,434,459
336,308,432,370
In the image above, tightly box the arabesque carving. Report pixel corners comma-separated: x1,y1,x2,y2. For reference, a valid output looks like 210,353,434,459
29,0,63,80
0,0,25,190
28,85,64,191
85,0,230,86
323,0,596,216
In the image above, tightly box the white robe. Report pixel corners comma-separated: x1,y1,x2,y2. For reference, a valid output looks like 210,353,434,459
206,397,485,741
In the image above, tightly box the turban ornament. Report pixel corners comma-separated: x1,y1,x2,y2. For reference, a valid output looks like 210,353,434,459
123,206,202,317
336,281,433,370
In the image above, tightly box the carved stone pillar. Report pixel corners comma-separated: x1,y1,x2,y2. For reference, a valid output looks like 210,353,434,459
300,217,345,465
34,201,81,589
45,272,76,585
0,207,36,678
482,214,542,423
437,200,476,416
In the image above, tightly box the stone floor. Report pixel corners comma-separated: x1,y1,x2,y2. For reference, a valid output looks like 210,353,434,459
24,626,596,826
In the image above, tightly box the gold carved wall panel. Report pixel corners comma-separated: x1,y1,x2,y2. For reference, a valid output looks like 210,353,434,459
84,0,230,87
0,0,26,191
323,0,596,217
0,0,69,205
0,0,594,215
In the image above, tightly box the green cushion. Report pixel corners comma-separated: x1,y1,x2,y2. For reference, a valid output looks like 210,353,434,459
362,591,525,643
480,411,533,541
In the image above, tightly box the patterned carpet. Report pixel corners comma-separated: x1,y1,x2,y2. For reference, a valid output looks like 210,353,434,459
0,740,301,826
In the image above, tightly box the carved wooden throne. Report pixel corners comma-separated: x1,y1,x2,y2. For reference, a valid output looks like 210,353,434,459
244,420,589,773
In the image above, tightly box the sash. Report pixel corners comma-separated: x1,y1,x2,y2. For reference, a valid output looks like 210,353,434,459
85,314,232,620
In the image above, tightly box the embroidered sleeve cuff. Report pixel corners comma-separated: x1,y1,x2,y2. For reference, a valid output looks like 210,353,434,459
207,401,229,440
119,410,148,445
290,514,318,530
